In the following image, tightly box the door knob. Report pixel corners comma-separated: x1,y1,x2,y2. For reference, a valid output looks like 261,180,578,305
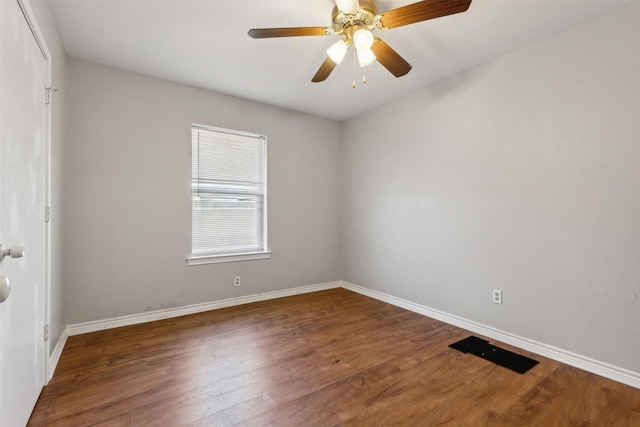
0,244,25,261
0,276,9,303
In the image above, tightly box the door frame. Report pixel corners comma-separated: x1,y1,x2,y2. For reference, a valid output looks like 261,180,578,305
14,0,53,382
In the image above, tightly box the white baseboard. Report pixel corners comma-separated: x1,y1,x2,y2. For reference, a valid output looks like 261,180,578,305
47,330,68,382
64,281,341,337
340,281,640,390
53,279,639,390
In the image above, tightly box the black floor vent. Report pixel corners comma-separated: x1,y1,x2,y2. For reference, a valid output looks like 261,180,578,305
449,336,539,374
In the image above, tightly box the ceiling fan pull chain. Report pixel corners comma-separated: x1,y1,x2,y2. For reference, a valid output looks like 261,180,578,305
352,46,357,88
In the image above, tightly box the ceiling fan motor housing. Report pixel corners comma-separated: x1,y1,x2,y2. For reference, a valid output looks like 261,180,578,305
331,0,379,37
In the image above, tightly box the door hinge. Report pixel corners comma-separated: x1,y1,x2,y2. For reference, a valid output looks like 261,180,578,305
45,87,58,105
44,324,50,341
45,206,51,223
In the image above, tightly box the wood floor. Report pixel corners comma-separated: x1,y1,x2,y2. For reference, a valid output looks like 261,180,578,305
29,288,640,426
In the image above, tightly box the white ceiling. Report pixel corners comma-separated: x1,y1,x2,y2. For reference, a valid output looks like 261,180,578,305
48,0,633,121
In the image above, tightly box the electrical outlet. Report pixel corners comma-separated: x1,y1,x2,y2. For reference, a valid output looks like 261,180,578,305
492,289,502,304
234,276,241,287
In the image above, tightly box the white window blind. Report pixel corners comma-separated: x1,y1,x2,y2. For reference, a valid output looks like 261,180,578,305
190,125,267,261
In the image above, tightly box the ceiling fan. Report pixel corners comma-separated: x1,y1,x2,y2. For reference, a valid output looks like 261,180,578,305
248,0,472,83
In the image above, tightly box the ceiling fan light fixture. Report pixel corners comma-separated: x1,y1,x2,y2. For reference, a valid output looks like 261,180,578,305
335,0,360,15
326,39,349,64
356,47,376,67
248,0,474,83
353,28,374,50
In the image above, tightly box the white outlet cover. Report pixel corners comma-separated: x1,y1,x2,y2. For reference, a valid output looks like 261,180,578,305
492,289,502,304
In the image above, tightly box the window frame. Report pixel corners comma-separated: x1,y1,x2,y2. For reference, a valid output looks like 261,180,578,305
187,124,270,266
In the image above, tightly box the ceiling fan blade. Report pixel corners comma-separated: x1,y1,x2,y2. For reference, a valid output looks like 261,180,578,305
335,0,360,14
379,0,472,29
312,57,338,82
248,27,329,38
371,38,412,77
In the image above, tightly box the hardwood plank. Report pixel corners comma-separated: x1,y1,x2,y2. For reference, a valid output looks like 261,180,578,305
29,288,640,426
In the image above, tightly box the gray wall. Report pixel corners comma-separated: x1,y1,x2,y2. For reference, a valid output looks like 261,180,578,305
342,5,640,373
30,0,67,356
63,59,343,324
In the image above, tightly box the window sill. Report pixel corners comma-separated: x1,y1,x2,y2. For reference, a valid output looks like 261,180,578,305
187,251,272,266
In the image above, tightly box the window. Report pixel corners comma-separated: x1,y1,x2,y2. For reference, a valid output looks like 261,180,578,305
187,124,269,265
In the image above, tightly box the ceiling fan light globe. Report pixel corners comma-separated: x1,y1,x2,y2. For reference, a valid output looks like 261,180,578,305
335,0,360,15
357,47,376,67
326,40,349,64
353,29,374,50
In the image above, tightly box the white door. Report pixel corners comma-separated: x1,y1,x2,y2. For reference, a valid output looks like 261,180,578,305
0,0,48,425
